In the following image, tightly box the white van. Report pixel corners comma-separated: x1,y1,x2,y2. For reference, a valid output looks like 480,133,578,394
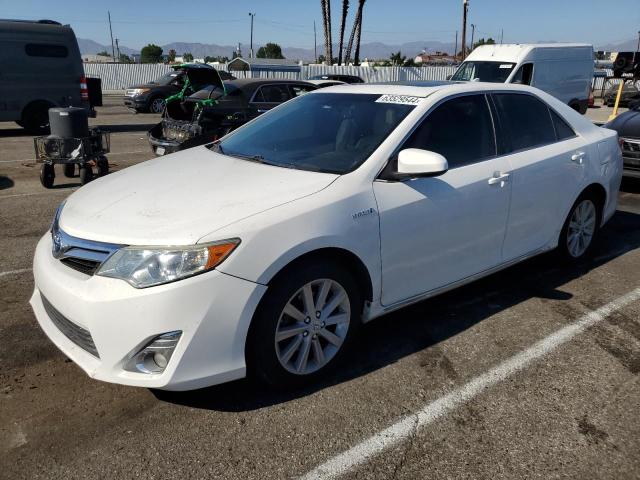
451,43,594,113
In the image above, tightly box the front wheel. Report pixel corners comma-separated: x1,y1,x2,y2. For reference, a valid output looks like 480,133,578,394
97,156,109,176
558,195,600,261
149,97,166,113
40,164,54,188
247,260,362,388
63,164,75,178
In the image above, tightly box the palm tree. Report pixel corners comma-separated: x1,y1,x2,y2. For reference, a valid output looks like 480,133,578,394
321,0,333,65
353,0,366,65
337,0,349,65
344,0,365,65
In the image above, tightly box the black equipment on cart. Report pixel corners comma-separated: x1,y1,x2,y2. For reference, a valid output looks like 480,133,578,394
34,107,110,188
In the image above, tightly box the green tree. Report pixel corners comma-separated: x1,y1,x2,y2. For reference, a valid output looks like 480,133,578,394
256,42,285,59
119,53,132,63
204,55,229,63
168,49,176,62
389,51,406,66
140,44,163,63
472,37,496,50
403,57,417,67
183,52,194,62
96,50,110,57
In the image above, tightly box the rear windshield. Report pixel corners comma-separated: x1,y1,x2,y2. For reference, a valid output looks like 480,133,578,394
451,61,516,82
217,93,417,174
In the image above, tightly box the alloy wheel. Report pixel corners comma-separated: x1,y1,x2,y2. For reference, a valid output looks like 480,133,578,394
567,199,596,258
274,278,351,375
151,98,165,113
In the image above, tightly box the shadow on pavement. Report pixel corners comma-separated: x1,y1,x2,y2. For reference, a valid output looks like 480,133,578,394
0,176,15,190
97,123,156,134
154,208,640,412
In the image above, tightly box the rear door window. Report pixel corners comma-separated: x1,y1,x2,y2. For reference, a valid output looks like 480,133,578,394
510,63,534,85
255,85,292,103
290,84,316,97
492,93,556,152
402,94,496,168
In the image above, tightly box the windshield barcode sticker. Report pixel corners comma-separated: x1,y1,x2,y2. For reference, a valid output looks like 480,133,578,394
376,94,422,105
499,64,512,68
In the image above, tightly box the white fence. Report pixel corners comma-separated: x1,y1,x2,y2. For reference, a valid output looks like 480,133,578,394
84,63,458,92
85,62,621,97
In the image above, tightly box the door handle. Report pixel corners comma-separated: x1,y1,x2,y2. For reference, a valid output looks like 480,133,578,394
571,152,585,164
488,172,510,185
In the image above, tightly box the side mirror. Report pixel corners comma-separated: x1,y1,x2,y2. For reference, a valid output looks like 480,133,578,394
397,148,448,178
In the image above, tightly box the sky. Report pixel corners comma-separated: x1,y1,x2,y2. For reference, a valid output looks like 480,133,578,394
1,0,638,50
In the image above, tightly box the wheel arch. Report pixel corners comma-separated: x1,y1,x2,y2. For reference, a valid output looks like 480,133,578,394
21,99,56,121
580,182,607,224
261,247,374,304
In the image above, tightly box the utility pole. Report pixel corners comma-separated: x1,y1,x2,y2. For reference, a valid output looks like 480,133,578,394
115,38,121,62
248,12,255,58
454,30,458,58
108,11,115,62
500,28,504,44
461,0,469,59
470,23,476,52
314,20,318,63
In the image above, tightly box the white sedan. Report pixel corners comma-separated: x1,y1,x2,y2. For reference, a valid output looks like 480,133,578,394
31,82,623,390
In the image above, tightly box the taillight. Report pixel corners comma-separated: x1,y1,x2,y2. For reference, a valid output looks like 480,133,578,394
80,75,89,101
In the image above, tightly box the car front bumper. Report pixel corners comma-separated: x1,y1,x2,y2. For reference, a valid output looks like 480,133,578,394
30,234,267,391
123,95,148,110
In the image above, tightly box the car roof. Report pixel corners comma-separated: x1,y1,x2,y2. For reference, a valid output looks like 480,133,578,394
225,78,316,94
172,63,215,70
313,81,555,98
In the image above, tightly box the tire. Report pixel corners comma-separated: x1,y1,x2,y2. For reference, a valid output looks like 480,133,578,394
247,259,362,388
558,193,602,262
40,164,55,189
149,97,166,114
79,165,93,185
97,156,109,176
613,69,623,79
63,164,75,178
22,102,51,134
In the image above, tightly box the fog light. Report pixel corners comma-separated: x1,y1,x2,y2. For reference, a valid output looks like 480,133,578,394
124,331,182,374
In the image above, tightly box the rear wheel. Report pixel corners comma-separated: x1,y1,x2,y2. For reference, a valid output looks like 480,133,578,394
248,260,362,388
79,165,93,185
22,102,51,134
40,164,55,188
558,194,601,261
97,156,109,176
63,164,75,178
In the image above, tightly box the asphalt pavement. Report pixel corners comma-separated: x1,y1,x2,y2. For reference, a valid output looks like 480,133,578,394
0,97,638,480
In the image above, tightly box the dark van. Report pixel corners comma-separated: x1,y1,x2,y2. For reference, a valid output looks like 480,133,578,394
0,19,98,133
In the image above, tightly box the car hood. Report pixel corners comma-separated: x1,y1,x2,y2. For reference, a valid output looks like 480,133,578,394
127,83,161,90
605,109,640,138
59,147,338,245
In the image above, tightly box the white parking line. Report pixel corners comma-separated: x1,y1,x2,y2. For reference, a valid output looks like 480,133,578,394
0,268,31,278
0,150,150,164
301,287,640,480
0,190,74,200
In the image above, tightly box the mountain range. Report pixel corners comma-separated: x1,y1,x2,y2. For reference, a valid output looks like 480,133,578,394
77,37,638,61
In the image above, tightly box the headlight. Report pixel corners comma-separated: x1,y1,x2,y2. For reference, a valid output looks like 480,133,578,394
96,239,240,288
130,88,150,96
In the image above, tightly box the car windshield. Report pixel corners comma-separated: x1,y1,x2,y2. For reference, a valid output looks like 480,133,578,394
152,72,182,85
451,61,516,82
216,93,417,174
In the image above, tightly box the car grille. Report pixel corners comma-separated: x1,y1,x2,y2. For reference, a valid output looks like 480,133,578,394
41,294,99,358
51,221,123,276
60,257,101,275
